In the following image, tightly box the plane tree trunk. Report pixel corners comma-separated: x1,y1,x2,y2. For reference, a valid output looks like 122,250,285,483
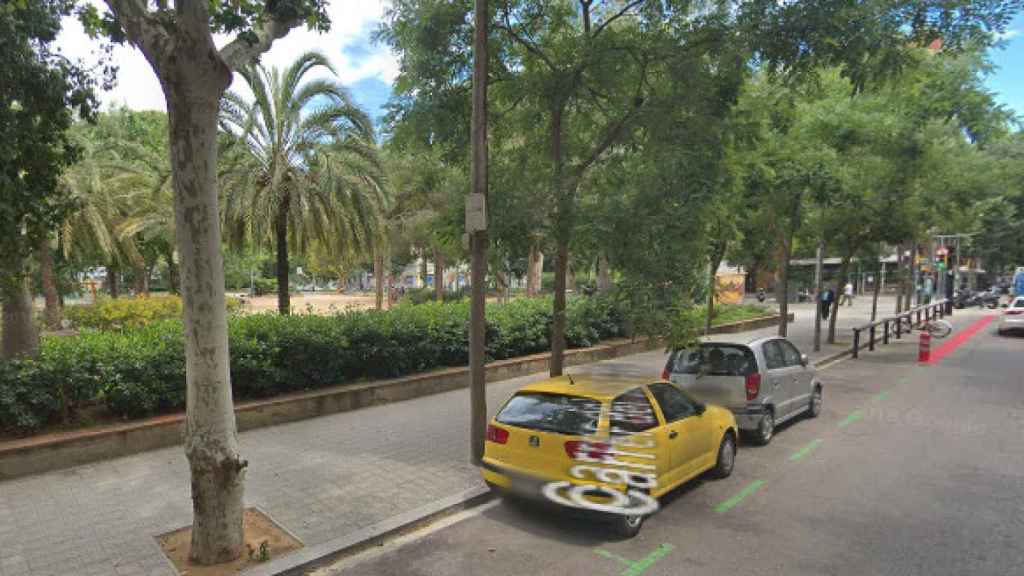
526,243,543,297
1,260,39,359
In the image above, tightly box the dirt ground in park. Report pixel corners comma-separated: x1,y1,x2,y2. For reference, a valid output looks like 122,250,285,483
236,291,378,314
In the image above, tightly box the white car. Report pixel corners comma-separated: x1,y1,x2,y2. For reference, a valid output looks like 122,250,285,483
997,297,1024,335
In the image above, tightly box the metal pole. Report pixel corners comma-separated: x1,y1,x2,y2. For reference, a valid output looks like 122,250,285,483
929,236,937,304
814,241,823,352
955,236,961,292
911,243,919,308
468,0,489,466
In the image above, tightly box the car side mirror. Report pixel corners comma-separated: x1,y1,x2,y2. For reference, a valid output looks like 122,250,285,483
695,402,706,416
800,354,809,367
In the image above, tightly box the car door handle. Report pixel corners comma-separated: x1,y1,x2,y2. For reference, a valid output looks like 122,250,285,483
669,430,678,439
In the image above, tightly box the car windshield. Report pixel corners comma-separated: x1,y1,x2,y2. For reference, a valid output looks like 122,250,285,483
670,344,756,376
495,393,601,436
1014,299,1024,308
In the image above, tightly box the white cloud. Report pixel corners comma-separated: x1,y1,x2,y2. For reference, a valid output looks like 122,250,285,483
56,0,398,111
994,29,1020,42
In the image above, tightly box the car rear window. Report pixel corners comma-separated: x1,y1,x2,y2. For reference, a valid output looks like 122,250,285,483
669,344,757,376
495,393,601,436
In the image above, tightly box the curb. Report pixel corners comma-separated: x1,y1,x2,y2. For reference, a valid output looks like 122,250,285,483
248,485,494,576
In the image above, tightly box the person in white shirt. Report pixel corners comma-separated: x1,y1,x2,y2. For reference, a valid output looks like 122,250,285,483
840,281,854,306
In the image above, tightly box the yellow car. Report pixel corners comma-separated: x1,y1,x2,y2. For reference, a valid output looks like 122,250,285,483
481,375,738,536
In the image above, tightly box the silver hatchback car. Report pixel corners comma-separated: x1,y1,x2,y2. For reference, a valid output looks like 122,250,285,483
662,337,822,445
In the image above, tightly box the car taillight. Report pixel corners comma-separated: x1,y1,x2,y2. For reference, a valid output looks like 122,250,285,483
564,440,611,460
486,424,509,444
745,373,761,401
660,367,670,380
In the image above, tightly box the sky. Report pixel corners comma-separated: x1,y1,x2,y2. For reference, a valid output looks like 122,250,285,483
57,4,1024,125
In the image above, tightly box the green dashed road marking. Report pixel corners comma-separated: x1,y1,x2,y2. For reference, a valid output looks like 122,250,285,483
594,544,675,576
623,544,674,576
838,409,864,428
715,480,766,513
789,439,823,462
872,390,891,402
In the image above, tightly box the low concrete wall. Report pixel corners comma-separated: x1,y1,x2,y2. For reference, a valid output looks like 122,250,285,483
0,313,787,479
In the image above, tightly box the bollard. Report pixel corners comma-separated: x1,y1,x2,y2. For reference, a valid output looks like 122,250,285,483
918,331,931,363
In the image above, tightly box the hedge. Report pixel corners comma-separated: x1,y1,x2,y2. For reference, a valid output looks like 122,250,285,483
0,296,624,434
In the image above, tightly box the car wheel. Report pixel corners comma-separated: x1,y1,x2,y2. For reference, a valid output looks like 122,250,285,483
808,386,823,418
711,433,736,479
753,411,774,445
611,513,644,538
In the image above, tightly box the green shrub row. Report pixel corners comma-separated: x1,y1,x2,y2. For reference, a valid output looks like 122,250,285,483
0,296,624,434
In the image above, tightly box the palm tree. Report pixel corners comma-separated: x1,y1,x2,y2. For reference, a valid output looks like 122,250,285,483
58,109,175,310
220,51,387,314
59,126,149,299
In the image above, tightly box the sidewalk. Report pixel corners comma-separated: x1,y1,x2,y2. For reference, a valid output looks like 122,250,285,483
0,297,901,576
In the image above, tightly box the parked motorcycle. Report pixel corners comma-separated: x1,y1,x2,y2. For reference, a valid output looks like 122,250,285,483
953,290,977,309
977,288,1002,309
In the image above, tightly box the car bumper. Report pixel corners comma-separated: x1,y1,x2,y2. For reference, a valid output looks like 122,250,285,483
1000,317,1024,331
727,404,770,430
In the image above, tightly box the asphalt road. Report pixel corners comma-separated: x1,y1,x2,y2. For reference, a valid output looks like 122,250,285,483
319,308,1024,576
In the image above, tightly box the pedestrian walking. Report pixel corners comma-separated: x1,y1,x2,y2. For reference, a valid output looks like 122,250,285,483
840,282,854,306
820,287,835,321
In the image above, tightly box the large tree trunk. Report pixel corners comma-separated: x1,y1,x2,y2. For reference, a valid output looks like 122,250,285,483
108,262,120,298
1,271,39,359
526,243,543,297
275,193,291,315
550,238,570,376
828,257,851,344
133,262,149,296
167,79,246,565
374,249,385,310
434,248,445,301
166,246,180,295
38,236,61,331
597,252,611,294
336,268,346,293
